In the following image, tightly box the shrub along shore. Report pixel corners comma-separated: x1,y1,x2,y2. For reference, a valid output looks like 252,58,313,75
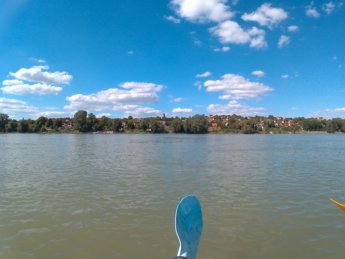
0,110,344,134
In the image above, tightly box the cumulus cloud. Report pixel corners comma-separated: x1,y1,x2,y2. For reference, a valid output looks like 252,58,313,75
281,74,289,79
2,82,62,95
312,107,345,118
164,15,181,23
172,108,193,113
96,113,112,118
9,65,72,85
65,82,163,111
1,65,72,95
287,25,299,32
0,97,38,116
171,0,233,23
123,106,162,118
213,46,230,52
278,35,290,48
210,20,267,49
35,111,70,118
204,73,272,100
322,1,336,14
306,3,320,18
207,100,265,115
251,70,265,77
196,71,212,78
241,3,288,28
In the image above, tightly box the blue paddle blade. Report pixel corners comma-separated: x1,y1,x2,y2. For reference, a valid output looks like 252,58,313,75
175,195,203,259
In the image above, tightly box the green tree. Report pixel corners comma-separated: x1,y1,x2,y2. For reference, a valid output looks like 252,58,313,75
0,113,9,132
87,113,97,132
18,119,29,133
6,120,18,132
73,110,88,132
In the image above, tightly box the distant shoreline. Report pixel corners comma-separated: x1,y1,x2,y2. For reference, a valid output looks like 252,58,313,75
1,112,345,134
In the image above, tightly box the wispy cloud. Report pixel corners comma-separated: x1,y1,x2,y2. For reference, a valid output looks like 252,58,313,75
164,15,181,24
278,35,290,48
169,96,184,103
213,46,230,52
0,97,38,117
196,71,212,78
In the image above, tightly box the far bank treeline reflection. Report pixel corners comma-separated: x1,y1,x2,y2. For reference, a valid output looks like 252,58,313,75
1,110,345,134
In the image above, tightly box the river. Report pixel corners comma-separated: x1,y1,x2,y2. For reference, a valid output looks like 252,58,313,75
1,134,345,258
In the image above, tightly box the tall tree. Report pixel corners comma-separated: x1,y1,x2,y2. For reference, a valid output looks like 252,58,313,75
73,110,88,132
0,113,9,132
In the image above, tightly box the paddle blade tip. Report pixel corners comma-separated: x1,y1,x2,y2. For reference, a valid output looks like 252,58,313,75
330,198,345,212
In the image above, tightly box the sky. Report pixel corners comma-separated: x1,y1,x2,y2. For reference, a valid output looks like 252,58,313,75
0,0,345,119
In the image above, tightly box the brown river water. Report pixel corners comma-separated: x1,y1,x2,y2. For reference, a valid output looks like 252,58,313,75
1,134,345,258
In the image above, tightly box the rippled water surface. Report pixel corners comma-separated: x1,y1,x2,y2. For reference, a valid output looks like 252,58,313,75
1,134,345,258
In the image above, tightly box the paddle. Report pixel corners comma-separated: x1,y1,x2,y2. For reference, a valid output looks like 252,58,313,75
174,195,203,259
330,198,345,212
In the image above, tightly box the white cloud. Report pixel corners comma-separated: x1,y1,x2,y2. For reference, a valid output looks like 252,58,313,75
213,46,230,52
1,65,72,95
9,65,72,85
30,58,46,63
194,81,203,91
204,73,272,100
2,82,62,95
287,25,299,32
207,100,265,115
171,97,184,103
241,3,288,28
251,70,265,77
281,74,289,79
65,82,163,111
312,108,345,118
96,113,112,118
164,15,181,24
306,3,320,18
123,106,162,118
196,71,212,78
0,97,38,116
322,1,336,14
172,107,193,113
35,111,70,118
171,0,233,23
2,79,23,86
210,20,267,49
278,35,290,48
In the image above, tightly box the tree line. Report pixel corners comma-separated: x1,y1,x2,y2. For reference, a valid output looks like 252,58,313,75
1,111,345,134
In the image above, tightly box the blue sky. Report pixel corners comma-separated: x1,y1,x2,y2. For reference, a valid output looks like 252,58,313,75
0,0,345,119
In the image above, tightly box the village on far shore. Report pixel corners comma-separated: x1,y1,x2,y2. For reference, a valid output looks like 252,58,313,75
0,111,344,134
